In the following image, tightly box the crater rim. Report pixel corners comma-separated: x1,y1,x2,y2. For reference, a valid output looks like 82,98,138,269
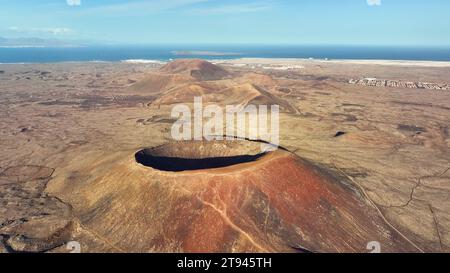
134,139,278,172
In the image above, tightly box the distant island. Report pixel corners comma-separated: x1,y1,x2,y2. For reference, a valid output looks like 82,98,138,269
171,50,241,57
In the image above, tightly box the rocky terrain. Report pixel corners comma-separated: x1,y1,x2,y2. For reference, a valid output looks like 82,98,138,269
0,59,449,253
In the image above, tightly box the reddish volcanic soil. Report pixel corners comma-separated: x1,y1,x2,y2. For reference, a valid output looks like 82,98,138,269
150,82,296,113
160,59,231,81
127,73,194,94
47,140,420,252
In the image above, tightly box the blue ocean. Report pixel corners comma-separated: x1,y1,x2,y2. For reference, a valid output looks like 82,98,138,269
1,45,450,63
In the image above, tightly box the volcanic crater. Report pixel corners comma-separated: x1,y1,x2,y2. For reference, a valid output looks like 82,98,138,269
134,140,270,172
48,138,420,253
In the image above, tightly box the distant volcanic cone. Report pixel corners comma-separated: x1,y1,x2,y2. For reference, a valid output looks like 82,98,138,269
127,73,194,94
127,59,230,95
48,139,419,252
160,59,231,81
151,82,298,113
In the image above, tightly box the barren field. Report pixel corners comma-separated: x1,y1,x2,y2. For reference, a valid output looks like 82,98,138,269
0,59,449,253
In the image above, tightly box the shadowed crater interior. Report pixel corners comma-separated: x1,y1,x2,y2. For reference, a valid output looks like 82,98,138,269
135,140,272,172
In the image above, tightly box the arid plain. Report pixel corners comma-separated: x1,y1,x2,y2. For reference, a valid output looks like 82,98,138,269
0,58,449,253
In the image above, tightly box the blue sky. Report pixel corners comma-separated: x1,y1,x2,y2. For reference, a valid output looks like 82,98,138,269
0,0,449,46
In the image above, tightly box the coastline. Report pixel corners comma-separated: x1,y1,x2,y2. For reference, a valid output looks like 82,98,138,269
2,57,450,67
214,57,450,67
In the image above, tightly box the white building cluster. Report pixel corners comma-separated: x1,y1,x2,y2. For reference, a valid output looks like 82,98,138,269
349,78,449,90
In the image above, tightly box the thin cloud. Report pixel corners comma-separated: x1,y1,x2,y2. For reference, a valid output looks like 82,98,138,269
8,26,73,35
367,0,381,6
84,0,209,15
67,0,81,6
190,1,274,14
